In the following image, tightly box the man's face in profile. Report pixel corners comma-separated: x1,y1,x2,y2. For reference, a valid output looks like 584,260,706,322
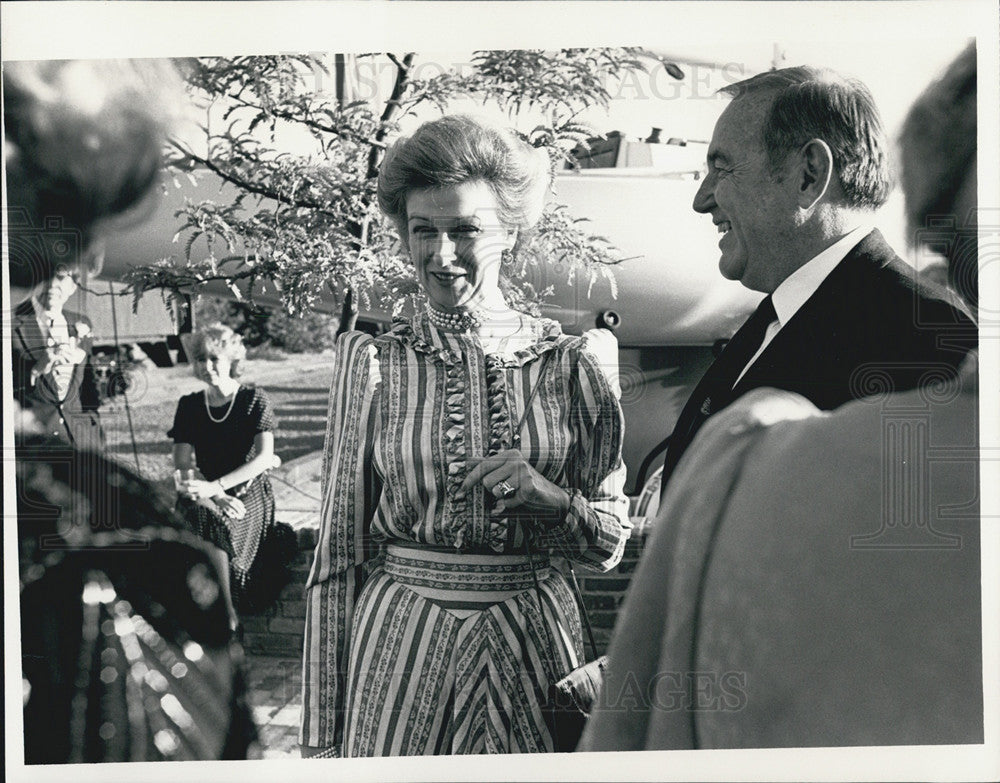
693,93,797,293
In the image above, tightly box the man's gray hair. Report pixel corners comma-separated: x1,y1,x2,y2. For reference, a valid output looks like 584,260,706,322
721,66,892,210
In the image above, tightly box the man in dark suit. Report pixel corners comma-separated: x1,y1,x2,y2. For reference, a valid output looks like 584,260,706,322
660,66,976,494
11,267,104,448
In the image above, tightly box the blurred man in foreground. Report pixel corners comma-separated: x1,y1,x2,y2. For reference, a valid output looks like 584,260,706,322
5,59,256,763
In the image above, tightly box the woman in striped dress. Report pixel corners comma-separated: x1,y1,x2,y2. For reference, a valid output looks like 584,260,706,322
300,115,631,757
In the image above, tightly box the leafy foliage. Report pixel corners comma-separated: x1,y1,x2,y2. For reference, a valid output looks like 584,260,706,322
194,296,339,354
128,50,651,321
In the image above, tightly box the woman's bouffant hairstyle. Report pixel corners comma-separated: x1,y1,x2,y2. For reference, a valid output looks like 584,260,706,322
3,59,183,291
188,324,247,379
377,114,551,251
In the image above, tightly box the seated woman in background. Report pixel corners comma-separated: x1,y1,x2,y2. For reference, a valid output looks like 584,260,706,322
300,114,631,757
169,324,279,627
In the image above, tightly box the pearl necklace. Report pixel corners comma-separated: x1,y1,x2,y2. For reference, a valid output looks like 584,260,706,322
204,386,239,423
426,305,486,333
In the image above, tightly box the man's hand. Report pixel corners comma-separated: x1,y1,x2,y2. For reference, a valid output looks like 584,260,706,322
31,344,83,383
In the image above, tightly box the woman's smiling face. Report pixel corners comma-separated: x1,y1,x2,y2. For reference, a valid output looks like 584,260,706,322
404,180,516,313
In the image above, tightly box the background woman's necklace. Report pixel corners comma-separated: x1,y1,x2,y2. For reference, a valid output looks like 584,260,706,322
204,386,239,423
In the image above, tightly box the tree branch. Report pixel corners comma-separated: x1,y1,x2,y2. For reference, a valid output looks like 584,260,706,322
224,95,387,150
169,140,343,217
368,53,415,180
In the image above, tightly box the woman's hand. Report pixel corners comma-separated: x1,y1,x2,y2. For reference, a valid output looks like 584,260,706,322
458,449,571,523
213,494,247,521
181,478,226,500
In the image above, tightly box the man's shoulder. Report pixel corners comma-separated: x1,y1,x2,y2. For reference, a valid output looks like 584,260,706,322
822,230,977,374
842,230,914,285
10,305,42,353
837,229,972,318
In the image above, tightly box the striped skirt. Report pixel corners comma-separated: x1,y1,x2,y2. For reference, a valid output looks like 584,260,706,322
342,545,584,756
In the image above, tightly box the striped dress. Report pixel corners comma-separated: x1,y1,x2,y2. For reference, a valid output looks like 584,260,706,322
300,313,630,756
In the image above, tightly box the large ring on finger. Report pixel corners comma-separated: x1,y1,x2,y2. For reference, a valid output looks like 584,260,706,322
493,480,517,499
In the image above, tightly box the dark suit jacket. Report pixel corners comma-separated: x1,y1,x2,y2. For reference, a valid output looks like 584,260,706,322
12,299,103,446
660,229,977,491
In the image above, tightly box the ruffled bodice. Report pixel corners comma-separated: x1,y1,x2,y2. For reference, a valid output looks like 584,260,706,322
306,311,629,587
380,313,580,552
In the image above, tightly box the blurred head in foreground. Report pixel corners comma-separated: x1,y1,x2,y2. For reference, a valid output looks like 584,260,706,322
4,58,182,302
8,59,257,763
899,42,978,311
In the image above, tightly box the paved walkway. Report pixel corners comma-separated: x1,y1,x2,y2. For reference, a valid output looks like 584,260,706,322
246,654,303,758
270,446,324,531
247,448,322,758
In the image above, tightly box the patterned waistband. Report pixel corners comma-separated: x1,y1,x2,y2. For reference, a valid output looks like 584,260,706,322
384,544,549,600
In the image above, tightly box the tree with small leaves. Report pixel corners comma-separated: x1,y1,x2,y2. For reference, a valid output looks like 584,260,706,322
129,50,668,331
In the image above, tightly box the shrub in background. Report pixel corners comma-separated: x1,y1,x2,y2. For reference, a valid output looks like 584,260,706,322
194,297,338,353
263,309,339,353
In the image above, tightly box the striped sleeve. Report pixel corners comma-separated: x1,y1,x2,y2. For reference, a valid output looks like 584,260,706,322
300,331,382,752
545,329,631,572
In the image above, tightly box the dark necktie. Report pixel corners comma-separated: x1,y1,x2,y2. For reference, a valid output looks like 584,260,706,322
660,295,776,495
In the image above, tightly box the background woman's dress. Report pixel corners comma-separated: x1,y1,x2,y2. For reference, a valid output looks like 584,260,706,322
168,385,276,601
300,313,630,756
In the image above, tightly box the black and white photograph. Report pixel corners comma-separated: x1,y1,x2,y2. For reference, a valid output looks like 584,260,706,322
3,2,998,781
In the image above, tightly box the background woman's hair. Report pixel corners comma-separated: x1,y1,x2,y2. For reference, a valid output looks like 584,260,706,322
377,114,551,252
3,59,183,291
188,323,248,379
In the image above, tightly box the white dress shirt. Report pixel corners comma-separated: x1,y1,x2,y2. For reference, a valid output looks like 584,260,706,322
734,225,872,386
31,296,77,398
32,296,70,344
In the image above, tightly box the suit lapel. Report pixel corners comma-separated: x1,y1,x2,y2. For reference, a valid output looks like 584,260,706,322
662,298,774,486
12,303,85,407
13,311,45,360
731,231,887,398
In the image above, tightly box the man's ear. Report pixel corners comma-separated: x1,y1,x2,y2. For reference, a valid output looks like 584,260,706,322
795,138,834,209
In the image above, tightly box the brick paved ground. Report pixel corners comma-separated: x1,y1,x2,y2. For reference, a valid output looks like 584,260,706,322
240,450,321,758
246,654,303,758
240,452,321,660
